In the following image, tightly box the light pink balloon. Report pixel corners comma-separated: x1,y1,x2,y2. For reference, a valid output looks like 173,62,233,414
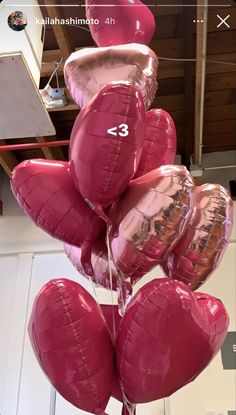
117,278,229,403
65,238,119,291
86,0,156,47
11,160,105,271
135,109,177,178
69,82,145,209
109,165,195,286
162,183,233,290
64,44,158,110
28,279,115,412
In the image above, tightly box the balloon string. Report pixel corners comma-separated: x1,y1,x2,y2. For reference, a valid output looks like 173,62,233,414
119,378,136,415
116,268,129,317
87,274,100,308
106,230,116,345
122,402,136,415
85,199,116,343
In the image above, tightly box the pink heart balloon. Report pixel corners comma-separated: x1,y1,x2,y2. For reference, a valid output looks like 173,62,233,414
69,82,145,209
162,183,233,290
134,109,177,178
11,160,105,267
116,278,229,403
28,279,115,413
109,165,194,285
65,237,119,291
64,44,158,110
85,0,156,47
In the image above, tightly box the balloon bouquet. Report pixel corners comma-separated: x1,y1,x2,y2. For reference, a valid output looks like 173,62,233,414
11,1,234,414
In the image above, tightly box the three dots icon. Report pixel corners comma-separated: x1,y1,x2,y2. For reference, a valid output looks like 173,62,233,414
193,19,204,23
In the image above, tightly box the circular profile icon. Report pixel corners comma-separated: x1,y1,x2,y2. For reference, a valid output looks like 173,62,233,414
8,11,27,32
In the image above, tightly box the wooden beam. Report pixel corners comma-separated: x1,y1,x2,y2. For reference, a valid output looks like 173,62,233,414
204,119,236,136
36,137,66,161
194,0,208,166
44,0,74,59
41,50,64,78
0,140,18,176
155,1,182,16
182,1,195,168
36,136,56,159
203,133,236,152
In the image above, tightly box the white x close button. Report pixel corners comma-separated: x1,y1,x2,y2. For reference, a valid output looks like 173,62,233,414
217,14,230,28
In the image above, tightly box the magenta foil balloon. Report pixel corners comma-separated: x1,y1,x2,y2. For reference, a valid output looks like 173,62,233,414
86,0,156,47
135,109,177,178
116,278,229,403
28,279,114,412
11,160,105,269
69,82,145,208
65,238,119,291
162,184,233,290
109,165,194,285
64,44,158,110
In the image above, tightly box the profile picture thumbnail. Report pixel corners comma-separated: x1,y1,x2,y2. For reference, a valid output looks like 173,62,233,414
8,11,27,32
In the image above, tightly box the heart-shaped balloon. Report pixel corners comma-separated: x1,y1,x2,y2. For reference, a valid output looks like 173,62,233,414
85,0,156,48
162,183,233,290
28,279,115,413
64,44,158,110
69,82,145,209
65,237,119,291
134,109,177,178
116,278,229,403
11,160,105,269
109,165,195,285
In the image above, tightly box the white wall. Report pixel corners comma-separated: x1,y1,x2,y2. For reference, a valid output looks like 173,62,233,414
0,165,235,415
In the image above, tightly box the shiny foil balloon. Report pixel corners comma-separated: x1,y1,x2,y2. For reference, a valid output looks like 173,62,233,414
109,165,194,285
69,82,145,208
65,238,119,291
86,0,156,47
162,184,233,290
28,279,115,413
11,160,105,272
116,278,229,403
64,44,158,109
134,109,177,178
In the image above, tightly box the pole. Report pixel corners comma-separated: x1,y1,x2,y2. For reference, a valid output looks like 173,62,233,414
0,140,70,151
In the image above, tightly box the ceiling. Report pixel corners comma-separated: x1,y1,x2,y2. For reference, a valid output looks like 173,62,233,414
0,0,236,176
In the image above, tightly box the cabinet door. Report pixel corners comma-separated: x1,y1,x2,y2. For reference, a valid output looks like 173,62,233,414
0,254,32,415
